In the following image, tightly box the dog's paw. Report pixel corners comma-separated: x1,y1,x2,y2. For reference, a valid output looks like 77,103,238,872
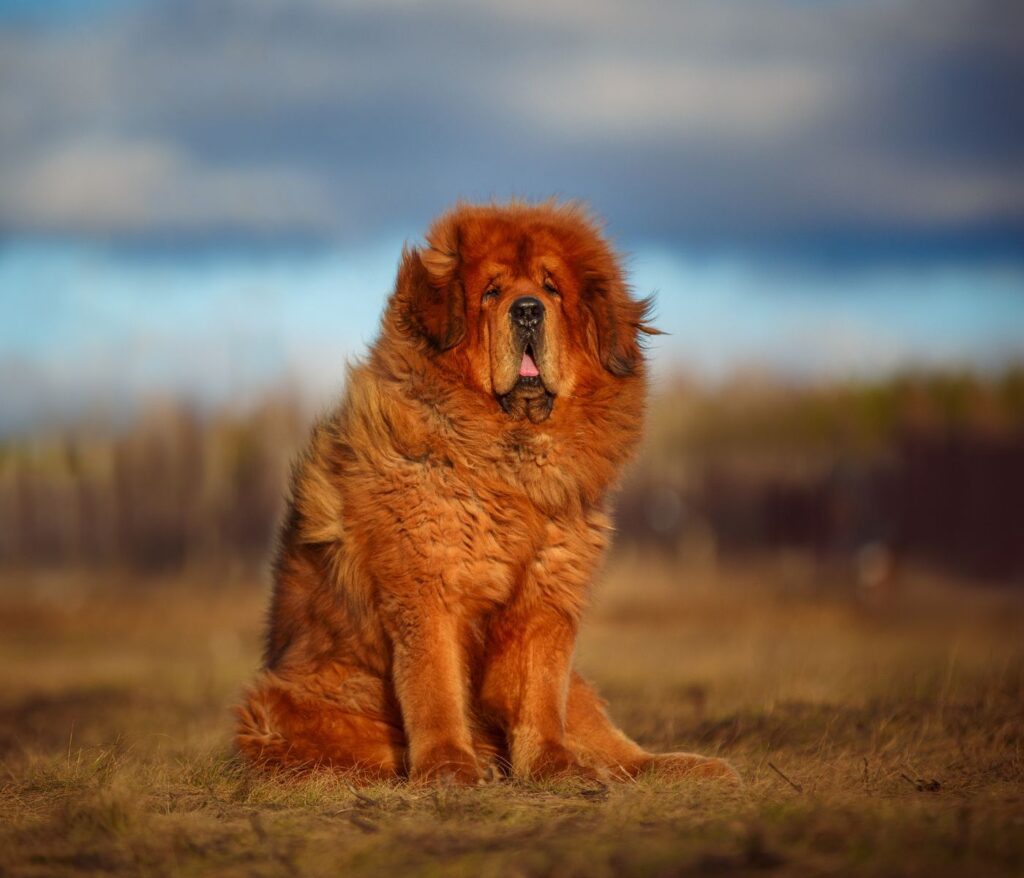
410,743,485,787
524,741,606,783
643,752,742,784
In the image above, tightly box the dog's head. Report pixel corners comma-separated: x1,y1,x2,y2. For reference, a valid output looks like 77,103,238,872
393,201,656,423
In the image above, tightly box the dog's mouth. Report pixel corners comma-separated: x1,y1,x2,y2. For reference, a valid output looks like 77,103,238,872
517,343,542,386
499,340,555,422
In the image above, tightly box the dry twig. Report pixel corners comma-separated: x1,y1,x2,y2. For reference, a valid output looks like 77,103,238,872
767,761,803,793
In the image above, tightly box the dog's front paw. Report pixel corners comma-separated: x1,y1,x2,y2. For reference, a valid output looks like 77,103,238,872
410,743,485,786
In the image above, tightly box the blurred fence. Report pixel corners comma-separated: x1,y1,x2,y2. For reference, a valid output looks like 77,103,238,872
2,369,1023,583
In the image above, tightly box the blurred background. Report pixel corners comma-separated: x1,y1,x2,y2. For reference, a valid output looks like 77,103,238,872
1,0,1023,583
2,5,1024,873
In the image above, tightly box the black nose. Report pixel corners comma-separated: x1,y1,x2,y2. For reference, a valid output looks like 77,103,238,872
511,296,544,330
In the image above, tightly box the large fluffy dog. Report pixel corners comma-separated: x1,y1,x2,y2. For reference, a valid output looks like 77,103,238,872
236,201,737,785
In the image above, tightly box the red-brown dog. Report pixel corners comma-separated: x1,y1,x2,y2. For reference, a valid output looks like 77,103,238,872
236,200,738,785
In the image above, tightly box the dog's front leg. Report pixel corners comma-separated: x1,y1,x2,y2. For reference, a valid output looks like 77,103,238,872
480,604,600,781
384,601,483,785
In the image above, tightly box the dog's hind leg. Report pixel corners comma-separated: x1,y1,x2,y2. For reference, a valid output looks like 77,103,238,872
564,673,740,783
236,666,406,782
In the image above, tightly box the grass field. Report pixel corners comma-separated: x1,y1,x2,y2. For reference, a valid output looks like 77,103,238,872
1,554,1022,877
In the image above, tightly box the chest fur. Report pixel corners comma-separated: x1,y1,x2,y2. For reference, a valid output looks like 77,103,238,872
345,450,606,615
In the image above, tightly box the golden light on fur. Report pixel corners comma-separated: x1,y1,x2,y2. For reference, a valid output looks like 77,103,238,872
236,200,737,785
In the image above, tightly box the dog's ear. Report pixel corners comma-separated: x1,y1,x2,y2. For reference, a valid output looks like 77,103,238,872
396,219,465,351
584,262,658,377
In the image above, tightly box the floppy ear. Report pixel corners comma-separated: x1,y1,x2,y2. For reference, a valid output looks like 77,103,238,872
396,232,466,352
585,267,659,377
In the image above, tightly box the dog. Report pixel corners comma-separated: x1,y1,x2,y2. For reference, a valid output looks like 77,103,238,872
236,200,738,785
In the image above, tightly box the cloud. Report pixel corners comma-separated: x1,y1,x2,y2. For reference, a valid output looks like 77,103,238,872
0,0,1021,256
2,137,336,236
508,57,832,142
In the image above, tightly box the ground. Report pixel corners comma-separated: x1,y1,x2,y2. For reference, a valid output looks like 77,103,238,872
1,553,1022,877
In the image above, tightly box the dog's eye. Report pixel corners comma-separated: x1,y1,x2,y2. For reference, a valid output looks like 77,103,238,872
482,287,500,302
543,279,560,297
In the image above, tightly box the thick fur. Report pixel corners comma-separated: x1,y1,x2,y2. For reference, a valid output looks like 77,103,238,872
236,201,739,785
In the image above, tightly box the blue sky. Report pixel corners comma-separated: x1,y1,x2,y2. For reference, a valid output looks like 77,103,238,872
1,0,1022,430
3,241,1022,432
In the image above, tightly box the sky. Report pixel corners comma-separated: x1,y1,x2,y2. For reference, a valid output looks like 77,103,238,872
1,0,1022,431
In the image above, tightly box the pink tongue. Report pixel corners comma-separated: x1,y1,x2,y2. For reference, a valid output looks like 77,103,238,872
519,351,540,378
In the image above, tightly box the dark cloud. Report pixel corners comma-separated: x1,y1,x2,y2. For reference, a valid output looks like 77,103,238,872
1,0,1021,259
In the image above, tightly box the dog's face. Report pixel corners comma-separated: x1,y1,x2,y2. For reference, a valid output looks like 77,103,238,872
396,202,654,423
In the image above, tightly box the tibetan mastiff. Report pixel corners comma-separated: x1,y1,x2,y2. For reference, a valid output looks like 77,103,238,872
236,200,738,785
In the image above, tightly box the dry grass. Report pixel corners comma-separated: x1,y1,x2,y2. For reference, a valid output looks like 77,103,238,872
1,555,1022,877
